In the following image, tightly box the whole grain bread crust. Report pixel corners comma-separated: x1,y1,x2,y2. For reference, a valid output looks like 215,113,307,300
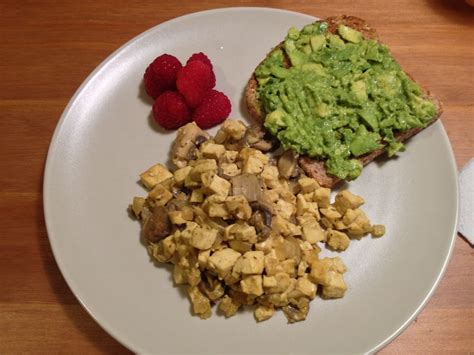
244,15,442,187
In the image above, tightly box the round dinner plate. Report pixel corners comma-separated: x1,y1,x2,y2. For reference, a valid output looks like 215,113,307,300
43,7,458,354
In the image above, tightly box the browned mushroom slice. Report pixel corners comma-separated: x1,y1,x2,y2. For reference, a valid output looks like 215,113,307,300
231,174,261,202
199,275,225,302
282,297,310,323
142,205,172,243
245,124,278,152
278,150,299,179
172,122,209,168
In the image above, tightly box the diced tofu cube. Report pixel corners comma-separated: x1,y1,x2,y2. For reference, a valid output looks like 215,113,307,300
201,142,226,159
297,260,309,276
321,272,347,299
189,159,218,181
314,187,331,208
296,276,317,299
320,206,342,223
326,229,350,251
201,172,231,197
266,272,291,293
168,211,187,225
131,197,145,217
190,226,218,250
301,221,325,243
263,189,279,203
218,295,241,317
264,254,282,276
242,155,264,174
184,174,200,188
198,250,211,270
173,264,188,285
371,224,385,238
203,194,229,219
224,223,257,243
310,257,347,285
240,275,264,296
221,163,241,177
207,248,241,279
254,305,275,322
173,166,192,186
272,215,291,236
334,190,365,214
296,194,308,216
298,177,320,193
140,163,173,189
233,251,264,275
148,184,173,206
225,195,252,220
275,199,296,220
263,275,277,288
190,188,204,203
223,150,239,163
187,285,212,319
280,259,297,276
261,165,280,188
343,208,372,237
217,120,247,141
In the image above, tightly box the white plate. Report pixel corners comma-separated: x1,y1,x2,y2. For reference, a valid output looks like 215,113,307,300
43,7,458,354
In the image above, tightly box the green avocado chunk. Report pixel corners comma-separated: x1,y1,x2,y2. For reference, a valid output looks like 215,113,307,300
255,21,437,180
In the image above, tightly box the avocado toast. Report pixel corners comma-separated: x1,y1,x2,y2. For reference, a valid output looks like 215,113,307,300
245,15,442,188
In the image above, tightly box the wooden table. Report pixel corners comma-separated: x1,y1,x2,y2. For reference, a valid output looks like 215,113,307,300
1,0,473,353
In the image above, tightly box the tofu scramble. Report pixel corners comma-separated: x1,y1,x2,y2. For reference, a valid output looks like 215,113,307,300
130,120,385,323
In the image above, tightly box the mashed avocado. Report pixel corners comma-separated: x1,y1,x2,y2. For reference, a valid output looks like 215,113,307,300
255,22,437,180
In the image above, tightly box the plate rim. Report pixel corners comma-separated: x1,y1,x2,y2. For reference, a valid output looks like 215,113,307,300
43,6,459,354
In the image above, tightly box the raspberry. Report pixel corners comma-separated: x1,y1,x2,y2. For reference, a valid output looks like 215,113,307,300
192,90,232,129
152,91,191,130
187,52,213,70
144,54,182,99
176,61,215,108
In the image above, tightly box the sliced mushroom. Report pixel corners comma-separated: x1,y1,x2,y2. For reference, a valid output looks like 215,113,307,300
172,122,209,168
278,150,298,179
245,124,278,152
142,205,172,243
249,211,271,240
282,297,310,323
199,275,225,301
231,174,261,202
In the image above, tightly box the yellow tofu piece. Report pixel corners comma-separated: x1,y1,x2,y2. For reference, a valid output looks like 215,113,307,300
198,250,211,270
131,197,145,217
261,165,280,188
320,206,342,223
254,305,275,322
221,163,241,177
189,159,218,181
218,295,241,317
296,276,317,299
266,272,291,293
173,264,188,285
190,188,204,203
314,187,331,208
264,254,282,276
310,257,347,285
225,195,252,220
321,272,347,299
298,177,320,193
371,224,386,238
223,150,239,163
187,285,212,319
168,211,187,225
207,248,242,279
201,172,231,197
326,229,350,251
148,184,173,206
242,155,264,174
140,163,173,190
334,190,365,214
263,275,278,288
275,199,296,220
301,220,325,243
190,226,218,250
173,166,192,186
203,194,229,219
233,251,264,275
200,141,226,159
272,215,292,236
219,120,247,141
240,275,264,296
224,223,257,243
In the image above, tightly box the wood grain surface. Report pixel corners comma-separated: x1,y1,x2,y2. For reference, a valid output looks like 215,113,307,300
0,0,473,353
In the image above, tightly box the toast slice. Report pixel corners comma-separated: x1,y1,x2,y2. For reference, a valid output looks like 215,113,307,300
245,15,442,187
